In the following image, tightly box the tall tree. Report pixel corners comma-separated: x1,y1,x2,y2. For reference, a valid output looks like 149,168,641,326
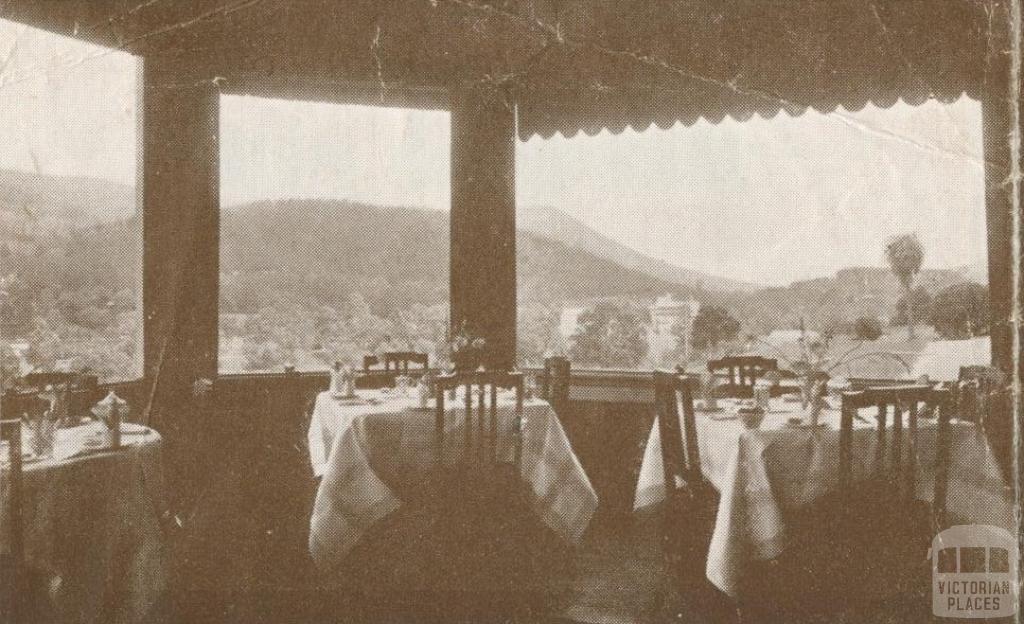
517,304,560,367
690,305,741,354
930,282,990,340
569,301,649,368
892,287,932,328
884,233,925,339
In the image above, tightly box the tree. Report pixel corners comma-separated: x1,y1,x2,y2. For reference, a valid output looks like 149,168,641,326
884,233,925,339
517,304,560,368
853,316,884,341
690,305,741,353
930,282,989,340
891,287,932,328
569,301,649,368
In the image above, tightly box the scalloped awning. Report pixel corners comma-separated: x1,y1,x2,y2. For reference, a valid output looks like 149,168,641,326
512,0,989,140
2,0,996,139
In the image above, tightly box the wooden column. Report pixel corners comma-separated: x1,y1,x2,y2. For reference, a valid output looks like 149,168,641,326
450,85,517,370
140,58,220,428
982,52,1018,378
979,0,1020,482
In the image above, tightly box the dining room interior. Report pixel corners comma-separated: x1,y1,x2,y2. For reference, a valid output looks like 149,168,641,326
0,1,1021,624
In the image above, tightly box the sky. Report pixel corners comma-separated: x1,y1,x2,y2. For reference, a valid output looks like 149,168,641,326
0,18,988,286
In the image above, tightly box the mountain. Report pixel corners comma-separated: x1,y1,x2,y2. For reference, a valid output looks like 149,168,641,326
219,200,688,313
1,168,987,332
518,205,761,293
712,265,986,335
0,169,134,228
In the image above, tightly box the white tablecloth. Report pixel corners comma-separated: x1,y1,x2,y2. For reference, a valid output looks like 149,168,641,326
2,423,167,624
634,399,1013,598
308,391,598,573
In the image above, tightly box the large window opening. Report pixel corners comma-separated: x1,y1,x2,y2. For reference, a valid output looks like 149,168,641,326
218,96,450,374
516,97,989,377
0,20,141,384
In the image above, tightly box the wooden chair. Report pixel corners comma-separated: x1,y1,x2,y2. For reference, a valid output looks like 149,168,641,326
411,371,564,618
748,385,954,621
1,419,55,623
0,390,50,423
541,356,570,413
706,356,777,398
432,371,525,469
20,372,98,392
955,365,1006,423
8,372,100,421
362,354,380,373
359,354,393,390
838,385,954,530
651,371,732,621
653,372,718,589
383,351,429,375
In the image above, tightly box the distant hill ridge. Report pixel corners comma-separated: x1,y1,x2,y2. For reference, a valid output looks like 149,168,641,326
1,169,987,328
217,198,688,310
518,205,761,293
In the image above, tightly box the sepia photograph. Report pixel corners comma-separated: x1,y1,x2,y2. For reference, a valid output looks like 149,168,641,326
0,1,1021,623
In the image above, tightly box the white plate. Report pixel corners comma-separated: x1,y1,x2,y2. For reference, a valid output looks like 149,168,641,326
332,393,362,402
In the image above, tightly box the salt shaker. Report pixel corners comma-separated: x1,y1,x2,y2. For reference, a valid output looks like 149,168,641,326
92,391,126,449
753,383,771,412
329,361,342,394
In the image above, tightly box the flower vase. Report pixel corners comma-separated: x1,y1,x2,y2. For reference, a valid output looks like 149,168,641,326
805,378,827,427
31,416,57,458
799,377,811,410
808,397,822,427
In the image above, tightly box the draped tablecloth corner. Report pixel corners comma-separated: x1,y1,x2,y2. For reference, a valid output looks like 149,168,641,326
308,392,598,574
634,402,1014,598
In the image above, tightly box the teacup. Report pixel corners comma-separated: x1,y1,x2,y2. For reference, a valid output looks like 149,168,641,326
739,407,765,430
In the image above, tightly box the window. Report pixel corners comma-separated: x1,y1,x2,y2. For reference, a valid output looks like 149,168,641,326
988,548,1009,574
515,97,988,375
218,97,450,373
960,547,988,573
937,547,958,574
0,20,141,384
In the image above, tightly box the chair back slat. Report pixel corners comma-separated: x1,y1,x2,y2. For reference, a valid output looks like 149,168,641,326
892,401,903,484
839,385,952,527
956,365,1006,428
654,370,709,581
542,357,571,412
654,371,702,500
874,402,888,481
932,395,954,530
1,419,24,567
433,371,524,468
362,354,379,373
906,401,918,503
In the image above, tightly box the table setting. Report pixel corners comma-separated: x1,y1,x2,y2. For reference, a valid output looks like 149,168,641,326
1,387,167,624
306,371,598,576
634,379,1013,599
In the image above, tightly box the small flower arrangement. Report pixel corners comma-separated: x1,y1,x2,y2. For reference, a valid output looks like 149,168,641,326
450,320,487,372
751,323,913,424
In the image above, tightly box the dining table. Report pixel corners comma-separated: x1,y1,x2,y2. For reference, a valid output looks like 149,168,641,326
307,388,598,574
634,396,1013,599
2,421,167,624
